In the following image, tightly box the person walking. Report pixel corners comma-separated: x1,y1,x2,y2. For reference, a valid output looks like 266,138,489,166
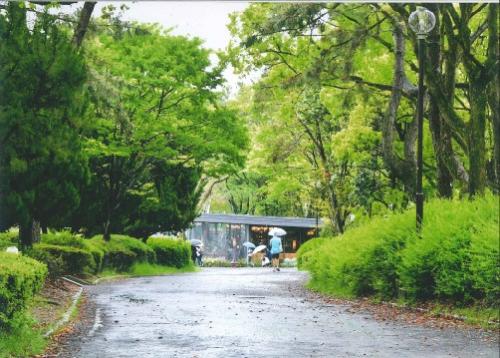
195,245,203,266
191,245,197,264
269,234,283,272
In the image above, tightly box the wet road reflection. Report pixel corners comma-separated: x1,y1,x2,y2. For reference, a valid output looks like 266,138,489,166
68,268,498,358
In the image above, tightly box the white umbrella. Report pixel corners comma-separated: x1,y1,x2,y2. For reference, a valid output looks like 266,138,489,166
268,227,286,236
252,245,267,254
242,242,256,249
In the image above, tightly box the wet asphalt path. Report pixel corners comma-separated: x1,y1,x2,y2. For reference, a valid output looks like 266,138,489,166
66,268,498,358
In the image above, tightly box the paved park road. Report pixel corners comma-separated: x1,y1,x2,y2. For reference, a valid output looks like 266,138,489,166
62,268,498,358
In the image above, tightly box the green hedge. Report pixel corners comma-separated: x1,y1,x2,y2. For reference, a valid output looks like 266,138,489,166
41,231,104,274
89,235,155,272
28,244,94,276
5,230,189,279
38,233,156,273
0,253,47,329
147,238,191,268
0,231,18,251
399,195,499,304
297,194,499,306
296,237,328,269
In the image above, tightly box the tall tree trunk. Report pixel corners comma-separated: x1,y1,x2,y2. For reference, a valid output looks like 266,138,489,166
382,22,416,194
489,81,500,193
468,76,487,196
487,4,499,192
457,5,486,196
324,179,345,235
32,220,41,243
19,219,34,250
488,73,499,191
426,5,453,197
450,4,493,196
424,8,470,190
103,219,111,241
295,87,346,235
72,1,96,48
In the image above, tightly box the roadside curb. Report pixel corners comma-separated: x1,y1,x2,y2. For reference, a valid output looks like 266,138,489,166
92,274,130,285
44,281,84,337
307,287,499,328
383,301,499,326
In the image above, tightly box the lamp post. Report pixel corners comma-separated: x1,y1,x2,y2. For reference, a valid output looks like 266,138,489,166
408,7,436,230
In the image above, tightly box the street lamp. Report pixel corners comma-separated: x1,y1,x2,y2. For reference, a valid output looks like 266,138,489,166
408,7,435,231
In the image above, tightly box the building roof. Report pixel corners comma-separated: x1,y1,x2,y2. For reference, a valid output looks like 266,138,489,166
194,213,322,228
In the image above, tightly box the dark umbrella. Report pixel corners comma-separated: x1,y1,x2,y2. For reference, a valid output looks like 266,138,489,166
190,239,202,247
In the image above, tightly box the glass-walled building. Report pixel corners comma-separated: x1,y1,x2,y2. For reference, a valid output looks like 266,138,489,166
185,214,321,261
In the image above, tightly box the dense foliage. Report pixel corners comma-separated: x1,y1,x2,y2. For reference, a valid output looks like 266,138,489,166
213,3,499,233
88,235,155,272
297,194,499,306
0,253,47,329
0,2,248,247
147,238,191,268
28,243,94,277
71,9,247,239
35,231,105,274
0,231,17,251
24,232,192,276
0,3,88,247
0,2,497,332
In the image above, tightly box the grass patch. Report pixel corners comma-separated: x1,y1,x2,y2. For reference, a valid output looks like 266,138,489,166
68,294,82,322
306,280,354,300
129,262,196,276
430,305,500,329
203,258,246,267
0,313,46,358
93,262,196,282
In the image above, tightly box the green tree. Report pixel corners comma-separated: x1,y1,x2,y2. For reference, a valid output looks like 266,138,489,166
226,3,497,233
72,14,248,239
0,3,88,248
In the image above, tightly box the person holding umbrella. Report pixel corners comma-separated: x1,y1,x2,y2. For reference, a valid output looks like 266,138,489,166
250,243,269,267
190,239,202,265
269,227,285,272
243,241,256,266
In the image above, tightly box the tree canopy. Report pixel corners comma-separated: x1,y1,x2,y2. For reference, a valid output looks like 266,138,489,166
0,2,497,242
0,2,248,245
215,3,498,233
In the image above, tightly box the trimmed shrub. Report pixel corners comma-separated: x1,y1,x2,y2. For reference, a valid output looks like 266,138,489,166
0,253,47,329
113,235,155,263
0,231,18,251
399,194,499,304
28,244,94,276
147,238,191,268
297,237,328,269
298,212,414,299
83,241,105,274
42,231,85,248
41,231,104,274
297,194,499,306
26,248,65,278
89,235,155,272
469,221,500,305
